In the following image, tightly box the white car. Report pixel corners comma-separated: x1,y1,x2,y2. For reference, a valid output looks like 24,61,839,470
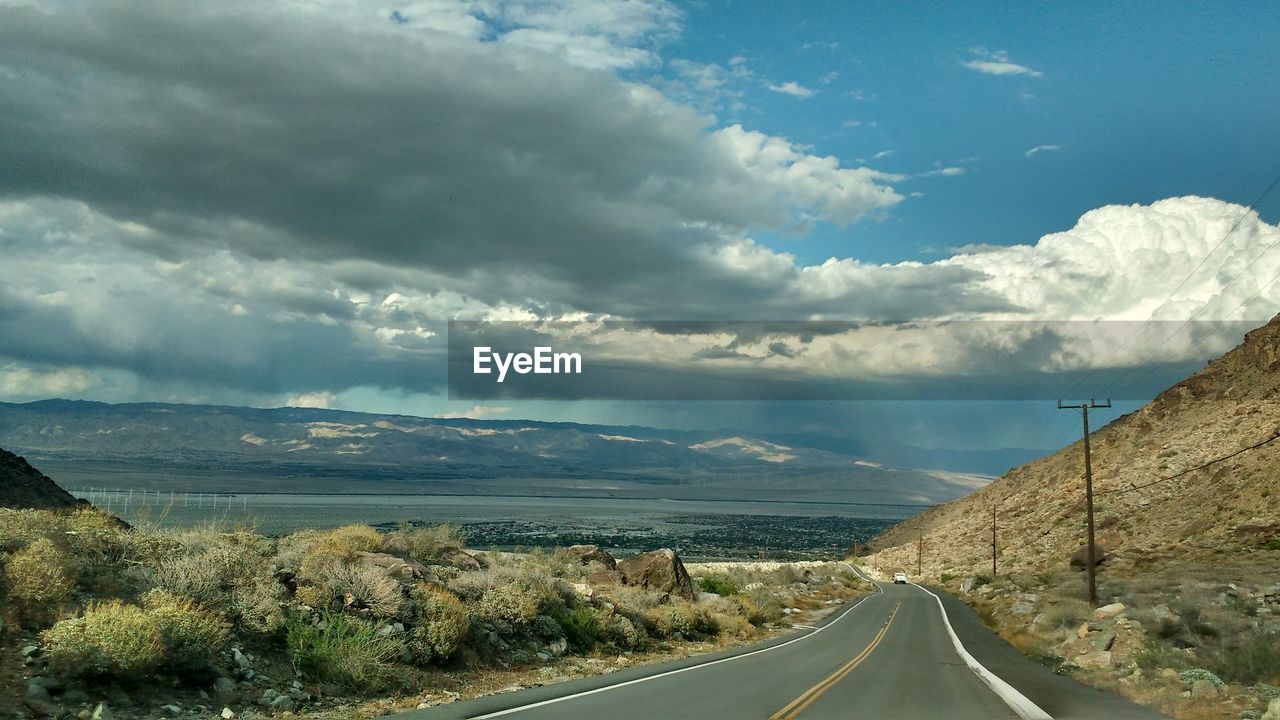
893,572,908,584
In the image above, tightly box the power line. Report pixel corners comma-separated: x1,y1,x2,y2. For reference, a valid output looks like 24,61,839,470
1096,428,1280,497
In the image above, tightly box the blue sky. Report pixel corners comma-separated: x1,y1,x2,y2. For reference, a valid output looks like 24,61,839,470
660,1,1280,264
1,0,1279,458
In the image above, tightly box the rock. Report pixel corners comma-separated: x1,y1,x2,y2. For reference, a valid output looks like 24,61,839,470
960,576,977,594
1159,668,1179,680
564,545,617,569
24,680,58,715
352,551,435,584
587,570,623,586
617,549,695,600
270,695,296,711
1076,622,1092,639
438,547,482,571
1263,697,1280,720
1190,679,1219,699
221,709,236,720
161,705,183,716
1150,604,1177,623
21,645,40,657
1076,650,1113,669
1093,602,1126,620
548,637,567,657
1010,600,1035,615
232,648,252,670
1069,540,1109,568
1089,630,1116,652
570,582,594,598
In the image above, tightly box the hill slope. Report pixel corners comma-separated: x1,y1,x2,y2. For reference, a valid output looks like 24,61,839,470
867,314,1280,575
0,447,79,509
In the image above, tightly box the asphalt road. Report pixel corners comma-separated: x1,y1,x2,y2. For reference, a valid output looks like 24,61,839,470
404,568,1169,720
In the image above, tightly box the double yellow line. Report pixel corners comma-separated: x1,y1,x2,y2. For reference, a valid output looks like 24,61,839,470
769,601,902,720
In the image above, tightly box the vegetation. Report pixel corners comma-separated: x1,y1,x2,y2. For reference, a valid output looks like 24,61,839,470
0,506,871,716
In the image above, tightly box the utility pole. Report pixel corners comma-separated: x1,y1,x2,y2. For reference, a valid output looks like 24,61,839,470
1058,398,1112,608
916,525,923,577
991,506,998,577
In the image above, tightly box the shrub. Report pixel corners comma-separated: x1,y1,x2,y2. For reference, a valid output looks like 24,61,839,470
320,560,406,619
696,574,740,596
229,573,287,634
469,570,565,632
1208,632,1280,685
43,601,166,680
286,612,404,691
389,523,467,565
139,589,229,674
1036,599,1091,631
597,613,643,650
408,584,469,664
1179,668,1225,689
641,600,718,639
5,537,77,624
553,606,600,652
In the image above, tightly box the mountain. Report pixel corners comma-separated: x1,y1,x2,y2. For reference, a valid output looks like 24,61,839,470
0,400,988,505
866,313,1280,574
0,446,79,509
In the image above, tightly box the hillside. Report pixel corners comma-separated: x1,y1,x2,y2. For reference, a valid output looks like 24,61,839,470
0,446,79,509
0,400,988,505
867,313,1280,576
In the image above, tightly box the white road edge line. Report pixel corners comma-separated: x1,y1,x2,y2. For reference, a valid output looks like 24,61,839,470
469,563,882,719
912,583,1054,720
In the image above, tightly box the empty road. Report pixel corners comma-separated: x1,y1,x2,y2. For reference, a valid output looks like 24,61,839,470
405,567,1167,719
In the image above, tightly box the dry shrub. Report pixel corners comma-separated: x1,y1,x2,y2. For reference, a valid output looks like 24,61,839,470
408,583,469,664
641,600,718,639
299,558,406,619
139,589,229,673
4,537,77,625
43,600,166,680
714,612,755,639
388,523,467,565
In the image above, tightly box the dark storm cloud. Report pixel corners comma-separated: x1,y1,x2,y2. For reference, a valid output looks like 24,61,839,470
0,0,906,318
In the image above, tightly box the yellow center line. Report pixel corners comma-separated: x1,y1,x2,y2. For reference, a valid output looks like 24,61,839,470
768,600,902,720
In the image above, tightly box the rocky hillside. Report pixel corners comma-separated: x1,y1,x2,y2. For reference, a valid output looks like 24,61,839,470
0,446,79,509
867,313,1280,577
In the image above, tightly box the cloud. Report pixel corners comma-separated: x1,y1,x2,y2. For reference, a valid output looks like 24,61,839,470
915,167,965,178
820,71,839,85
842,119,862,129
961,48,1042,77
872,149,895,161
436,405,513,419
768,81,815,98
1025,144,1063,157
285,391,339,409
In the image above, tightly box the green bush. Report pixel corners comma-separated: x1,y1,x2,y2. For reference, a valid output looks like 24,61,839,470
696,574,740,596
286,612,405,691
553,606,600,652
408,584,469,664
139,589,229,673
4,537,77,625
43,601,167,680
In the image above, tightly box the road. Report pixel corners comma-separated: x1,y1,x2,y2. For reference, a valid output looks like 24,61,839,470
404,567,1168,720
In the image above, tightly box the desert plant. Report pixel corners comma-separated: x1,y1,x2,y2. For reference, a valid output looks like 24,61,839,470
553,605,600,652
139,589,229,673
42,600,167,680
4,537,77,625
696,574,740,596
286,611,404,691
408,583,469,664
390,523,467,565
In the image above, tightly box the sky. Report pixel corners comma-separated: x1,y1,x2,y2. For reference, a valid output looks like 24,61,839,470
1,0,1279,453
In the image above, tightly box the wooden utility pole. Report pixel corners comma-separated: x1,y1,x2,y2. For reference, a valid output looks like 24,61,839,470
991,506,998,577
1058,398,1111,608
916,525,923,576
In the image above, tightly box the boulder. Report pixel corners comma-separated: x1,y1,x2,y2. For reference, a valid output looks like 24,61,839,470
352,551,435,584
960,577,977,594
617,549,695,600
439,547,482,571
564,545,617,570
587,570,623,586
1069,540,1109,568
1263,697,1280,720
1093,602,1126,620
1076,650,1113,669
1190,679,1219,700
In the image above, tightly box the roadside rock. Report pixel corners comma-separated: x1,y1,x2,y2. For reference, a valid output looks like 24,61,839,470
438,547,482,571
960,576,977,594
564,545,617,570
1069,540,1109,568
1076,650,1113,669
353,551,435,584
1262,697,1280,720
617,549,695,600
587,570,623,586
1190,679,1219,700
1093,602,1126,620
